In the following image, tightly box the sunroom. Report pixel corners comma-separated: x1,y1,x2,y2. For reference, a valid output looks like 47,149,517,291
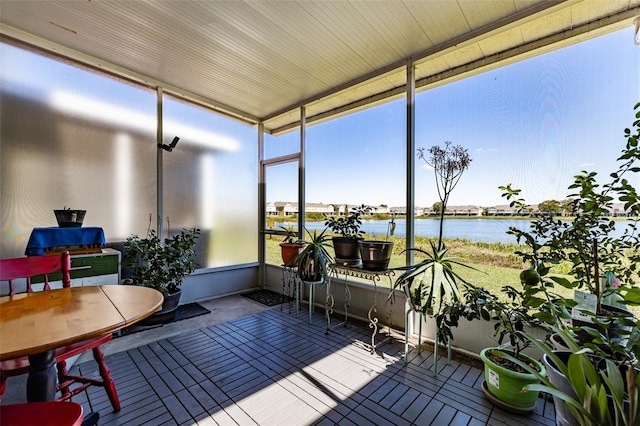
1,1,640,425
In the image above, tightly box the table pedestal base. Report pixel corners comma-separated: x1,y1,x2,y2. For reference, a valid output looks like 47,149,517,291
27,350,57,402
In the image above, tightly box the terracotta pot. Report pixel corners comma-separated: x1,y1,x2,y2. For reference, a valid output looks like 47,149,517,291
280,242,306,266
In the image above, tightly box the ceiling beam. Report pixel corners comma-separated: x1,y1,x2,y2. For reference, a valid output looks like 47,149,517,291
267,5,640,136
261,0,570,123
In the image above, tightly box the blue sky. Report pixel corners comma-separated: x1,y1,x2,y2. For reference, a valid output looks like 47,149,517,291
266,27,640,208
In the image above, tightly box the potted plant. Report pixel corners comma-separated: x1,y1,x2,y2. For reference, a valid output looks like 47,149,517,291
495,102,640,421
359,213,396,271
499,103,640,349
464,284,547,411
392,142,475,349
505,326,640,426
324,204,372,267
278,226,306,266
294,227,333,282
54,206,86,228
123,225,200,324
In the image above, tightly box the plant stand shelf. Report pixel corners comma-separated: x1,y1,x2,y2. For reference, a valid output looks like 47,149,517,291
325,264,396,354
281,265,322,325
406,305,452,377
281,264,300,314
302,278,323,325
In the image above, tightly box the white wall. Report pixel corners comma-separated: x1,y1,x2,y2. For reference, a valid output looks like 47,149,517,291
180,264,259,303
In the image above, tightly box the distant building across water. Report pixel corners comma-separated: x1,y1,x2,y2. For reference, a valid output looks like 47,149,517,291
266,202,636,218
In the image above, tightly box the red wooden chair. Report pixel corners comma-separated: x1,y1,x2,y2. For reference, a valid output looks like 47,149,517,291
0,251,120,412
0,401,84,426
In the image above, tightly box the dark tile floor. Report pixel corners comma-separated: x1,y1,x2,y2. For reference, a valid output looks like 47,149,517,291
71,306,555,425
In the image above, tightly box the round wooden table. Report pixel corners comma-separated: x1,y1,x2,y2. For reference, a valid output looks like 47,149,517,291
0,285,163,401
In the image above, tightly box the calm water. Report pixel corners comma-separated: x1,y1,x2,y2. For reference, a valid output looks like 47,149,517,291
294,218,632,244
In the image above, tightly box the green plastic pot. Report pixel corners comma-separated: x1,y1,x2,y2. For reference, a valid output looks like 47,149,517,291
480,348,546,410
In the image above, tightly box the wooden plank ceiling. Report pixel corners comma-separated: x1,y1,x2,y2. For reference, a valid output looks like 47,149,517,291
0,0,638,134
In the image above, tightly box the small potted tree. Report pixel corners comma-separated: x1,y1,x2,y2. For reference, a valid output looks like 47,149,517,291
494,101,640,422
123,225,200,324
392,141,475,355
324,204,372,267
464,284,546,411
498,103,640,356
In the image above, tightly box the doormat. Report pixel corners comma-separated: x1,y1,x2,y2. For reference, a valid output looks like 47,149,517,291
242,289,291,307
116,302,211,337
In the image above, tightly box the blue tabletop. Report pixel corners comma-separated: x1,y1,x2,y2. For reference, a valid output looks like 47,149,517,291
25,227,106,256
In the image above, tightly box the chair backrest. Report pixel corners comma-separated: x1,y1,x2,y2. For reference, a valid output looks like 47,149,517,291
0,252,71,295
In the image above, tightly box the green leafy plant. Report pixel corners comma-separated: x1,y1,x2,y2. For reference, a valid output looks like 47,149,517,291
324,204,373,238
500,327,639,426
498,102,640,364
294,227,334,282
123,226,200,296
490,102,640,422
278,225,303,244
393,142,474,342
463,285,541,361
398,244,471,317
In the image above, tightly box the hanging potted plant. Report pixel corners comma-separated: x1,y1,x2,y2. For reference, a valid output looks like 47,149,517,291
123,219,200,324
324,204,372,267
277,226,306,266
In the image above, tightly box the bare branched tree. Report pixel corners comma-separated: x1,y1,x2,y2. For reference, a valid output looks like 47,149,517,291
418,141,472,250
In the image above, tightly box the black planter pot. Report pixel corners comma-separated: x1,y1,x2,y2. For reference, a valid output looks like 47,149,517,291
138,290,182,326
298,258,324,282
359,241,393,271
332,237,363,267
54,209,86,228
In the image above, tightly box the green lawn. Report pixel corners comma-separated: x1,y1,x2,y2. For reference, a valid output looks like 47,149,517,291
266,235,526,295
266,234,636,309
267,236,640,317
